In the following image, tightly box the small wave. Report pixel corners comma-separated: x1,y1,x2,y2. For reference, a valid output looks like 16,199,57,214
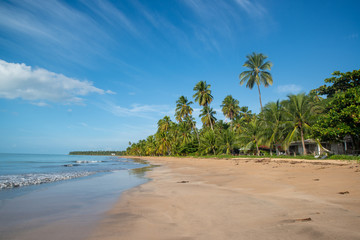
0,172,94,190
73,160,104,164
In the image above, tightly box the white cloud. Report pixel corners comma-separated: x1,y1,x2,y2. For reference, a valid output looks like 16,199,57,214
276,84,303,94
0,59,112,104
102,102,173,119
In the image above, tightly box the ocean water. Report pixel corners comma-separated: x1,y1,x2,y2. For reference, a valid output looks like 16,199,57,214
0,153,146,189
0,153,149,240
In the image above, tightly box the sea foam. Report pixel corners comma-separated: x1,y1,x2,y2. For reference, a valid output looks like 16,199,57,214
0,172,94,189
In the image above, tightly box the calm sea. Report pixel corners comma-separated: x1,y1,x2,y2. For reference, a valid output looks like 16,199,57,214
0,153,149,240
0,153,147,189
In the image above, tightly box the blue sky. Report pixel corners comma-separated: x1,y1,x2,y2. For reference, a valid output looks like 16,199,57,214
0,0,359,154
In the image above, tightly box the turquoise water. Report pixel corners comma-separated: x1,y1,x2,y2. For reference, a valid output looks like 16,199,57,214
0,153,146,189
0,153,149,240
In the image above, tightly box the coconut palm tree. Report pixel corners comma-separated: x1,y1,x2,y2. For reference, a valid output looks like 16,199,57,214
219,128,238,155
199,106,217,129
239,52,273,111
282,93,316,155
157,116,172,133
221,95,241,126
200,129,218,155
193,81,214,130
261,100,285,155
239,116,265,156
175,96,193,122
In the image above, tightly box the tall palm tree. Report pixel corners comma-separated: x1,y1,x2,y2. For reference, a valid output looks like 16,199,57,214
221,95,241,126
282,93,317,155
199,106,217,129
175,96,193,122
193,81,214,130
239,52,273,111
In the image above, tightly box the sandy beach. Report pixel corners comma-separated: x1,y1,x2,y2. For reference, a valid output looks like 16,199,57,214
89,157,360,240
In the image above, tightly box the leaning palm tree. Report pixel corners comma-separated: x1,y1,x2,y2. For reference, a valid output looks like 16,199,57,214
199,106,217,129
221,95,241,126
239,52,273,111
175,96,193,122
193,81,214,130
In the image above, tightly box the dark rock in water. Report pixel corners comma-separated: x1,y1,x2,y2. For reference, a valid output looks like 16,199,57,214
63,164,80,167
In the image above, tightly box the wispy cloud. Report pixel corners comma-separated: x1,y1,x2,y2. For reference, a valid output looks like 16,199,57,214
234,0,267,18
276,84,303,94
0,59,113,105
0,0,141,69
101,101,173,119
181,0,269,52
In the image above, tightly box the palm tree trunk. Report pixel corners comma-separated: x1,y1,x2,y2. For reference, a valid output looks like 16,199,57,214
300,128,307,155
256,143,260,156
257,84,263,111
207,109,214,130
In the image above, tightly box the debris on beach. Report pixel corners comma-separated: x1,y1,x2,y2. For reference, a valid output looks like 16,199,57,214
338,191,350,194
282,217,312,223
178,180,189,183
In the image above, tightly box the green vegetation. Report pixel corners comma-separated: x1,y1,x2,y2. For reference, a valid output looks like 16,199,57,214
126,54,359,158
239,52,273,111
69,151,125,156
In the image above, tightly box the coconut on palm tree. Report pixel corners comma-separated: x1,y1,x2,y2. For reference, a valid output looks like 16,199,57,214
193,81,214,130
239,52,273,111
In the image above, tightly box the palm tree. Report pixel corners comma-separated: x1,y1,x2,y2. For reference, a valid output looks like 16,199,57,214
177,121,193,145
193,81,214,130
199,106,217,129
239,52,273,111
145,135,157,156
200,130,218,155
220,128,238,155
261,100,285,155
239,116,264,156
175,96,193,122
155,131,171,155
157,116,172,133
282,93,317,155
221,95,241,126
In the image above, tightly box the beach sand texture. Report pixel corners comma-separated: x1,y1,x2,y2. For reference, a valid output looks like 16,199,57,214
89,157,360,240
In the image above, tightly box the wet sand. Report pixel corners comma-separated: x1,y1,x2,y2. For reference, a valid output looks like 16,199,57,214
89,157,360,240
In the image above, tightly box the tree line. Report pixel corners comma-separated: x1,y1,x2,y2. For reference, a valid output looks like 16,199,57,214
126,53,360,157
69,151,125,156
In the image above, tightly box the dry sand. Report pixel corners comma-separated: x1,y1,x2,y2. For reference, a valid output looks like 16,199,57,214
89,157,360,240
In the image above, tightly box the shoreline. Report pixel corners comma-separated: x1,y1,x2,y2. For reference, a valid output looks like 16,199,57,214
89,156,360,240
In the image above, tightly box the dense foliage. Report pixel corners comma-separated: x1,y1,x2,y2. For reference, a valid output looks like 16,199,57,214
126,62,360,157
69,151,125,156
